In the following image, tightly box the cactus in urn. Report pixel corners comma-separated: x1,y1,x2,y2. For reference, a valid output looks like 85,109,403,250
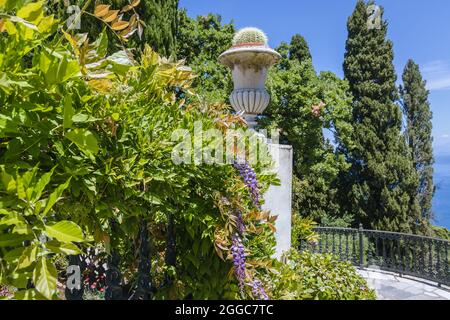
232,27,268,47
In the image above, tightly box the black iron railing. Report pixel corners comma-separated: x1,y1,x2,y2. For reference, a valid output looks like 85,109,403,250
298,225,450,287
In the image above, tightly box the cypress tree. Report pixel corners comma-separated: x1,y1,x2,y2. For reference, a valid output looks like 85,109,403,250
289,34,312,62
138,0,179,57
400,60,435,223
342,0,420,232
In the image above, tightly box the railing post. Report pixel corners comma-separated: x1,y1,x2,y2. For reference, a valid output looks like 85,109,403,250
105,250,124,300
129,219,152,300
359,224,364,268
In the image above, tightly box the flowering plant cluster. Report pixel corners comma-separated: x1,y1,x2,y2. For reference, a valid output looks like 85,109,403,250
233,161,262,209
231,234,246,295
250,279,269,300
82,248,107,293
0,285,11,298
231,160,269,300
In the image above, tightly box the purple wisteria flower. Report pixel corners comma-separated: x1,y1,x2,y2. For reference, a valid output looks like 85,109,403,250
233,161,261,208
250,279,269,300
236,211,245,235
231,160,270,300
231,234,246,294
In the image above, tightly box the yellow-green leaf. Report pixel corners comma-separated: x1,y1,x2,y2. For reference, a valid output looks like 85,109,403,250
32,167,56,202
66,128,99,156
37,14,56,33
12,224,33,235
42,178,71,216
17,245,38,269
33,257,57,300
3,246,27,262
14,289,46,300
17,1,44,24
46,240,82,255
63,95,73,129
45,221,84,243
0,211,25,226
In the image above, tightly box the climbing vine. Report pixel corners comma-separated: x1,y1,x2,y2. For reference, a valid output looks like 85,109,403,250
0,0,278,300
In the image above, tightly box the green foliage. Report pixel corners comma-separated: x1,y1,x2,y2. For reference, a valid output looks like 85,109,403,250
400,60,434,225
131,0,179,56
432,226,450,241
176,11,234,103
261,38,354,223
0,1,89,299
232,27,268,46
288,34,311,62
341,0,421,233
0,165,85,300
49,0,178,57
319,212,355,228
291,215,319,248
0,1,278,300
268,250,376,300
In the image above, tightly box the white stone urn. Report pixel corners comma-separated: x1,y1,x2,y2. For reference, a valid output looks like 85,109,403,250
218,28,281,128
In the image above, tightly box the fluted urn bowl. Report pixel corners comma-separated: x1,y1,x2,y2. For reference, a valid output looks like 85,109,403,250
218,42,281,128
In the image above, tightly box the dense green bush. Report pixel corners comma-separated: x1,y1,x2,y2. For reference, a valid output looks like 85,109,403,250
280,215,375,300
0,0,278,300
291,215,318,248
268,250,376,300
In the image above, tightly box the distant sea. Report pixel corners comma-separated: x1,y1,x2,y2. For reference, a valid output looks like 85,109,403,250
433,154,450,229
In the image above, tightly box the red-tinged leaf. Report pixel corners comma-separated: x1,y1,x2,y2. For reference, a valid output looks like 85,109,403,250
268,223,277,233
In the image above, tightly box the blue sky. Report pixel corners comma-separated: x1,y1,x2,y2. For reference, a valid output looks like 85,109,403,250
179,0,450,157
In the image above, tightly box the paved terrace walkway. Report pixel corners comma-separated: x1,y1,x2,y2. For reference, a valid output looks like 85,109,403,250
357,268,450,300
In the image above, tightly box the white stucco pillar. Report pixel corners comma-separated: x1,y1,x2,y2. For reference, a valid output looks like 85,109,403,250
262,144,293,259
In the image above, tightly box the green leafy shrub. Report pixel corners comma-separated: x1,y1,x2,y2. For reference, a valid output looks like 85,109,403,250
0,0,279,300
176,11,235,104
267,250,376,300
291,215,319,248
